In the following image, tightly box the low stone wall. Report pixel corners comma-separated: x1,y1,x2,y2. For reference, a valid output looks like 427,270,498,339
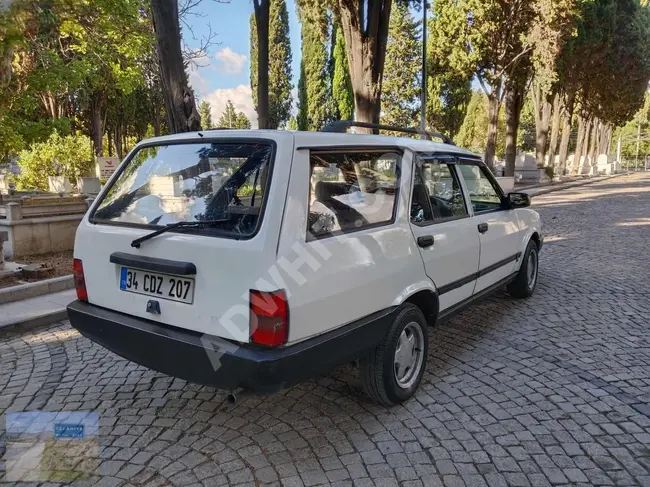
0,203,83,258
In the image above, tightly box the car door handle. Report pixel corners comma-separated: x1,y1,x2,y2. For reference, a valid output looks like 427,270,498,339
417,235,435,248
477,223,489,234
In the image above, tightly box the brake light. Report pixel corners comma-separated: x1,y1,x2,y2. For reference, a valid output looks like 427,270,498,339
249,290,288,347
72,258,88,301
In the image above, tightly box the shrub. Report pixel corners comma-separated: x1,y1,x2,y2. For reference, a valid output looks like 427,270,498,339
17,133,94,191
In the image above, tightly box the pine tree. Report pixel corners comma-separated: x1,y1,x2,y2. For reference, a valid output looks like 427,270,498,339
331,21,354,121
199,100,214,129
296,1,331,131
381,3,420,131
250,0,293,129
217,101,238,129
235,112,252,129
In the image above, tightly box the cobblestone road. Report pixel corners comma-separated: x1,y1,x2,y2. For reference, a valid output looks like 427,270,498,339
2,173,650,487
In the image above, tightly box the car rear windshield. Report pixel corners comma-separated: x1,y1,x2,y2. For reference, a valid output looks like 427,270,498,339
91,141,274,239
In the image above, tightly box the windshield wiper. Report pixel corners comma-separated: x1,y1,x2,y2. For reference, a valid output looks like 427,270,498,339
131,219,230,248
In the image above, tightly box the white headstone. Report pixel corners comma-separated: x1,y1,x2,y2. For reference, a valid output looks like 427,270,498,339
516,153,537,169
78,177,102,195
48,176,72,194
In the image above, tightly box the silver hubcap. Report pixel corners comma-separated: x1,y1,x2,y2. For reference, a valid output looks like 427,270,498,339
394,322,425,389
527,249,538,289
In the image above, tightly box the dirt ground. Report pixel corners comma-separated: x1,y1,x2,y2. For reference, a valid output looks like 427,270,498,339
1,250,73,288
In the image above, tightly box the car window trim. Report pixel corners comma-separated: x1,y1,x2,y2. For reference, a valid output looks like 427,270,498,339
418,153,483,165
305,148,403,242
411,213,471,227
88,138,277,241
409,155,471,226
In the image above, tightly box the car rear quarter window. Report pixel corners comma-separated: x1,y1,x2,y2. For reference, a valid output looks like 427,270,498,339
307,150,401,239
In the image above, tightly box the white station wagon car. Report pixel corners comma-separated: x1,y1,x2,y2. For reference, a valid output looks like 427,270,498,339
68,123,543,406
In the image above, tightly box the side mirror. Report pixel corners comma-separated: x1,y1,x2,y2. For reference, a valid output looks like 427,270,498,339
507,192,531,209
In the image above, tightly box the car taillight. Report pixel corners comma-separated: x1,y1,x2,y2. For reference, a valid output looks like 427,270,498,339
72,258,88,301
249,290,288,347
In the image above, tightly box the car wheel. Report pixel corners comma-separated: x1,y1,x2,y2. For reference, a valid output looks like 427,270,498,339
507,239,539,299
360,304,428,406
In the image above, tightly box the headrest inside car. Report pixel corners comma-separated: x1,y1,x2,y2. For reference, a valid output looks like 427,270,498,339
315,181,351,201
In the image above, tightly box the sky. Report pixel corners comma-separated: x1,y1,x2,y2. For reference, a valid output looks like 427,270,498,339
183,0,302,128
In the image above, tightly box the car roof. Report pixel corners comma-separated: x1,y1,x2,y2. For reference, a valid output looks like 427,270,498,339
135,130,481,160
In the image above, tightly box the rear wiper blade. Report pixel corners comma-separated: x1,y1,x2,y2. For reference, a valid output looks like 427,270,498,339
131,219,229,248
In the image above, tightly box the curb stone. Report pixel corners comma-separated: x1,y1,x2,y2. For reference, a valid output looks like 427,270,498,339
0,275,74,305
0,309,68,336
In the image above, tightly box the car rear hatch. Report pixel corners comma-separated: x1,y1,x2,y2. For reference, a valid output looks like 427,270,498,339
75,134,294,343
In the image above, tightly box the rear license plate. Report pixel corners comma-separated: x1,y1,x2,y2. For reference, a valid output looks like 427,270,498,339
119,267,194,304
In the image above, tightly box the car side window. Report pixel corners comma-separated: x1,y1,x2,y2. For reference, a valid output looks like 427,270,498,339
411,161,468,224
458,165,503,213
308,151,400,239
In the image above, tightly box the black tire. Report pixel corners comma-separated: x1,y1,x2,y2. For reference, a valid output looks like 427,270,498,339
507,239,539,298
360,304,428,406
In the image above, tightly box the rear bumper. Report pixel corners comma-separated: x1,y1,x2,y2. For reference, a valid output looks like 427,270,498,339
67,300,396,393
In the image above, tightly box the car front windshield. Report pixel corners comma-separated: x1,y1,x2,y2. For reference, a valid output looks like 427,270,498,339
92,141,274,238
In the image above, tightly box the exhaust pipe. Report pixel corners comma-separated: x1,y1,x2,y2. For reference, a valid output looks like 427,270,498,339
224,388,252,408
226,391,238,406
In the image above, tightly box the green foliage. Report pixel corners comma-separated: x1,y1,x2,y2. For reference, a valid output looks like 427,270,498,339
330,21,353,121
456,91,507,157
381,3,420,131
0,0,158,162
199,101,214,129
17,132,94,191
296,1,332,131
614,92,650,159
559,0,650,125
287,116,299,130
217,100,251,129
250,0,293,129
517,97,537,152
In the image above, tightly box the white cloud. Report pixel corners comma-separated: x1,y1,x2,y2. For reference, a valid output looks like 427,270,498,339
215,47,247,75
203,84,258,129
188,68,211,98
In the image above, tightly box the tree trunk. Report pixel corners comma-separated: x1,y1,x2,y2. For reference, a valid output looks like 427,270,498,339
605,125,613,156
253,0,270,129
504,82,524,177
484,92,500,170
114,123,124,160
150,0,201,133
558,94,574,176
575,118,591,175
532,82,552,167
571,115,586,176
107,128,113,157
90,93,104,157
547,93,561,167
153,103,161,136
587,119,598,170
337,0,393,132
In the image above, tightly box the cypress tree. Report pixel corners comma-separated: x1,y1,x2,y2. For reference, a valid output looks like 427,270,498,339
250,0,293,129
331,21,354,121
296,1,331,131
381,2,420,130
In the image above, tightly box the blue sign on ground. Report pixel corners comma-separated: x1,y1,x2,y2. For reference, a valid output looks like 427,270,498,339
54,423,85,438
